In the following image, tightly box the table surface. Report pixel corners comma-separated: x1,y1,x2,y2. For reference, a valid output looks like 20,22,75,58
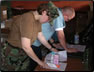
35,57,85,71
1,28,85,71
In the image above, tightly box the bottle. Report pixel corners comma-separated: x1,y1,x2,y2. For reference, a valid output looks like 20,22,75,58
74,32,79,44
53,52,59,65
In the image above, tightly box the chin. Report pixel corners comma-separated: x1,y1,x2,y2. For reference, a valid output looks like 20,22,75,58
65,20,68,22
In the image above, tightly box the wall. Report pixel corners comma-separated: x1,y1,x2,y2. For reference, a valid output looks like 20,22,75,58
11,1,92,11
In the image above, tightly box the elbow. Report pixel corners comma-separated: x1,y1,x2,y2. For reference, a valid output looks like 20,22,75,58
58,34,64,40
22,45,31,54
37,32,42,39
21,37,31,51
57,33,65,42
22,44,30,51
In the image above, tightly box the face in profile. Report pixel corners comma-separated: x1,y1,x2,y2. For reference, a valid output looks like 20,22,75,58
64,12,75,22
39,11,50,23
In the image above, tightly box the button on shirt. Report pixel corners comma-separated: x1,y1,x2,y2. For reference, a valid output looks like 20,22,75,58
33,8,66,46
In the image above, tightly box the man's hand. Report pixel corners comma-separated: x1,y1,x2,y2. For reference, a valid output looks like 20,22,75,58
53,43,62,48
50,48,58,52
66,48,79,53
39,62,50,69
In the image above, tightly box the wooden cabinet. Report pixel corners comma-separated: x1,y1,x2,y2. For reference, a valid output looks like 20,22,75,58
1,6,7,21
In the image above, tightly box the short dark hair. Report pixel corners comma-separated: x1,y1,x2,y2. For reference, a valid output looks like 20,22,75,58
37,2,59,24
37,3,49,15
62,6,75,17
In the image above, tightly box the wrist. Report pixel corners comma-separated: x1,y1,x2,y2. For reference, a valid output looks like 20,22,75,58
51,42,54,44
49,47,53,51
38,61,43,66
65,47,69,51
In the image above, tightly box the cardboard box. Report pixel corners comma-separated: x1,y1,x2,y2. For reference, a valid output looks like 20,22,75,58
1,6,7,21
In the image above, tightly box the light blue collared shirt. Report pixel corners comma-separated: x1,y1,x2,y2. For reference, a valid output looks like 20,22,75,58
33,8,66,46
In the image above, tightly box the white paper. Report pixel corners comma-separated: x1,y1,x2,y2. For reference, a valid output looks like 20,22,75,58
67,44,86,52
46,62,67,71
58,63,67,71
57,44,86,52
45,51,67,62
44,51,67,71
58,51,67,61
47,63,57,68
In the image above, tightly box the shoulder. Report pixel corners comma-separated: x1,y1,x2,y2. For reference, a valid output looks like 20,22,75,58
22,11,34,20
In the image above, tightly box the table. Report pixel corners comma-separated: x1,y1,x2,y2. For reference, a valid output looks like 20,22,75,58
1,28,85,71
34,57,85,71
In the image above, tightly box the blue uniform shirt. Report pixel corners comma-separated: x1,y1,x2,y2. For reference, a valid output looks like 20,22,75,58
33,8,66,46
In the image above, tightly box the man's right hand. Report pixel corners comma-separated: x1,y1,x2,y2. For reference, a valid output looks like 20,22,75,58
39,61,50,69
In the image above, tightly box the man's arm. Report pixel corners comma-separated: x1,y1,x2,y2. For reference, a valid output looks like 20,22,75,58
57,30,78,53
49,38,62,48
21,37,49,67
57,30,67,49
37,32,58,52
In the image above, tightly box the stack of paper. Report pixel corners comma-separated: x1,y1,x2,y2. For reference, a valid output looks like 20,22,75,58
67,44,86,52
46,62,67,71
44,51,67,71
56,44,86,52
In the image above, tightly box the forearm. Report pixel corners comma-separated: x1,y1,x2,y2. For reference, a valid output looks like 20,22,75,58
59,35,68,50
22,46,42,65
57,31,79,53
38,32,52,50
57,30,68,50
21,37,43,65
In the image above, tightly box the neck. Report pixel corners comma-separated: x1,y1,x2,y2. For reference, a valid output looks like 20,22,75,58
33,11,40,20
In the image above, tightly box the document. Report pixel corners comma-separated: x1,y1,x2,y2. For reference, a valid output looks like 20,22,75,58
67,44,86,52
45,51,67,71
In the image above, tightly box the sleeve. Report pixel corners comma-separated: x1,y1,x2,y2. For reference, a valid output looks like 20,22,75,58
53,9,66,31
20,13,34,39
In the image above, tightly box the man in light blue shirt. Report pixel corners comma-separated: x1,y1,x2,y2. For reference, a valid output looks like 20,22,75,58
30,5,79,70
33,8,65,46
33,6,78,53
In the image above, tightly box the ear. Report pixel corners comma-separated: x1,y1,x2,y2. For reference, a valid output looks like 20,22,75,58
63,14,68,21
